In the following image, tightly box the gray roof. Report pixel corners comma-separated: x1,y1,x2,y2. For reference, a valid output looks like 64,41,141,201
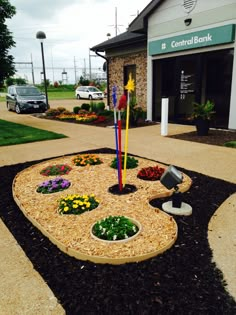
90,31,146,52
128,0,164,33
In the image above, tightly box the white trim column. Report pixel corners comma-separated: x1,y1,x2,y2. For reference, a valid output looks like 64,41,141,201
229,45,236,129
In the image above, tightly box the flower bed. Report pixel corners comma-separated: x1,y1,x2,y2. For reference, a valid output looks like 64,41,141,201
58,193,99,215
91,215,140,241
40,164,72,176
13,153,192,264
72,154,103,166
75,113,98,123
137,165,165,181
36,177,71,194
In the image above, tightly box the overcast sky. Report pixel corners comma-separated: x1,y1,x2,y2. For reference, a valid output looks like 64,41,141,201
6,0,151,84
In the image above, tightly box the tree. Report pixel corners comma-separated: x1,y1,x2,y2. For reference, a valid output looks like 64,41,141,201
0,1,16,87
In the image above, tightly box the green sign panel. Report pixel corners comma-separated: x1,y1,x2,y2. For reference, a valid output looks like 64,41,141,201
149,24,235,55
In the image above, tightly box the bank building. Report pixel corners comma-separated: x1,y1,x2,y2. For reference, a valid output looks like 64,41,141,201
92,0,236,130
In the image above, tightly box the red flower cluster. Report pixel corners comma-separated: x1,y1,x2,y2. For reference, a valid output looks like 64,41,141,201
40,164,72,176
118,94,127,110
92,116,107,124
137,165,165,181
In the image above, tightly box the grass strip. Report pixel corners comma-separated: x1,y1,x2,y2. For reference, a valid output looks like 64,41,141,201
0,119,67,146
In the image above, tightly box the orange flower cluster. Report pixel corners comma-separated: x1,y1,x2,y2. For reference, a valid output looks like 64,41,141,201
72,154,103,166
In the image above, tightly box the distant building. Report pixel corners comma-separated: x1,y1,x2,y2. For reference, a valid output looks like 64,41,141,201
91,0,236,130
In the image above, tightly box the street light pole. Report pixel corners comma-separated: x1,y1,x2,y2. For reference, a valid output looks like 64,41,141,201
36,31,49,109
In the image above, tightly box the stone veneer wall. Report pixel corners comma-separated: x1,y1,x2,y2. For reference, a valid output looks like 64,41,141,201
108,50,147,110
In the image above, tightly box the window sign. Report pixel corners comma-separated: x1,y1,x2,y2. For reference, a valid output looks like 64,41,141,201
180,70,195,99
149,24,235,55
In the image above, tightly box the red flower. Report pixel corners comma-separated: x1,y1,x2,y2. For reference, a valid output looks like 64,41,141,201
118,94,127,110
137,166,165,181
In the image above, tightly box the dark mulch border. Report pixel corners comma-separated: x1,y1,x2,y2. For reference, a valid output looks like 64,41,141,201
0,148,236,315
168,129,236,147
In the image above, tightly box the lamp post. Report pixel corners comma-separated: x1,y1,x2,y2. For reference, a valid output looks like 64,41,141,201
36,31,49,108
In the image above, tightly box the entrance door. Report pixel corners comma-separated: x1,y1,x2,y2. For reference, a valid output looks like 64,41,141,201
152,49,233,128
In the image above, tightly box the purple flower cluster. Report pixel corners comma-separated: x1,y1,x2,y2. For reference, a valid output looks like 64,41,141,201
37,177,71,194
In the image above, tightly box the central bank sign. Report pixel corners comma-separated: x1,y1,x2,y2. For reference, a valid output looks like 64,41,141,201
149,24,235,55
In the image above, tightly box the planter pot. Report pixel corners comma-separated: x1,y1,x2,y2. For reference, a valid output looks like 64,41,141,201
90,217,142,243
195,118,210,136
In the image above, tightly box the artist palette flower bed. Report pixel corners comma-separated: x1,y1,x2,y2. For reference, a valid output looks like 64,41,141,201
12,153,192,264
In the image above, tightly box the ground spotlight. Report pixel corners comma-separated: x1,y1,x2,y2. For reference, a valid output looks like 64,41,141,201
160,165,192,216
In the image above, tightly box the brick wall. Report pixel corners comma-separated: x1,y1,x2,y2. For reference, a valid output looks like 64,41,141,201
108,51,147,110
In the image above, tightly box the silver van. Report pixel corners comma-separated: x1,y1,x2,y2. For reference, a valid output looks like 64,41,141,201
6,85,48,114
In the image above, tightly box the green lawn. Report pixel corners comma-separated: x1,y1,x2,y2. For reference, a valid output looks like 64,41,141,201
0,119,67,146
47,90,75,100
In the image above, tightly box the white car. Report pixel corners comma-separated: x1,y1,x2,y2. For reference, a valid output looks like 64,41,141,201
75,86,104,100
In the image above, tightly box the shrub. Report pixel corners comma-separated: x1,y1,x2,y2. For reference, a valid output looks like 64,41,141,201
78,109,88,115
91,102,105,113
99,110,114,117
45,108,61,117
81,103,90,111
57,107,67,113
122,95,144,126
224,141,236,148
73,106,81,114
61,110,73,115
110,155,138,169
97,102,105,112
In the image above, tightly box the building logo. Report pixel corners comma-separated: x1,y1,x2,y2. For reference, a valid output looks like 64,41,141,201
182,0,197,14
161,43,166,50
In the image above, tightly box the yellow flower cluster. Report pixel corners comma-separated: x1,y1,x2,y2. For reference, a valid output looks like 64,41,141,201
58,193,100,215
57,114,77,120
75,114,97,122
72,154,102,166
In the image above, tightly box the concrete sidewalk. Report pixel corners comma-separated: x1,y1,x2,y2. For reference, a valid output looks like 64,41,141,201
0,101,235,313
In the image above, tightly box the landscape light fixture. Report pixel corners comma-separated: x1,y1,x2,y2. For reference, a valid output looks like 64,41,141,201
184,18,192,26
160,165,192,216
36,31,49,109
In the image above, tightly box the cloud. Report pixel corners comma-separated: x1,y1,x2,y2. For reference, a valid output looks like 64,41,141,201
6,0,150,83
9,0,80,20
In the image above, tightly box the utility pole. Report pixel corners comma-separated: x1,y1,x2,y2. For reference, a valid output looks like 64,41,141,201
30,54,35,85
89,49,92,80
74,56,77,84
115,7,118,36
108,7,123,37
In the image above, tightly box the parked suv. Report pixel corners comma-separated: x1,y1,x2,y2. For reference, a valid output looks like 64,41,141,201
6,85,48,114
75,86,104,100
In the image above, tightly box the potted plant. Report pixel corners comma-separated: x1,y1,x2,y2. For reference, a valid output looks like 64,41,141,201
192,100,215,136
